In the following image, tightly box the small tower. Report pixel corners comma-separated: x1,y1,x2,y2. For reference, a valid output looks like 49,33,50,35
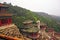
0,3,12,26
36,20,40,30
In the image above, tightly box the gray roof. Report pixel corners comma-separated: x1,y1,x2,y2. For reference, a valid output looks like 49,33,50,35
21,27,39,33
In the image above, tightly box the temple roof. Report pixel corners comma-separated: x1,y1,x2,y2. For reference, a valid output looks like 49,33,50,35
21,27,39,33
23,20,33,24
0,24,23,38
0,3,12,17
0,3,8,7
0,3,4,6
0,13,12,16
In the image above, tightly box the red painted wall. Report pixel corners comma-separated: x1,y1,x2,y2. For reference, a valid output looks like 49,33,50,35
0,18,12,26
0,20,2,26
7,18,12,24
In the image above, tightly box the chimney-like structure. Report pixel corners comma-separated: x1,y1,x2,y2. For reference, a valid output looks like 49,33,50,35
36,20,40,30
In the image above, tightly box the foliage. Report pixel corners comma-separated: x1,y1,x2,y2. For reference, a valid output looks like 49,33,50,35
3,3,60,32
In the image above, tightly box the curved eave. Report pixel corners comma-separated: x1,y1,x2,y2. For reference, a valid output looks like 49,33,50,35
0,13,13,16
28,34,40,39
21,29,39,33
0,3,8,8
0,16,12,19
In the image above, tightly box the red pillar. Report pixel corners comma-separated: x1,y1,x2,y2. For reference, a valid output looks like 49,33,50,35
0,20,2,26
7,18,12,24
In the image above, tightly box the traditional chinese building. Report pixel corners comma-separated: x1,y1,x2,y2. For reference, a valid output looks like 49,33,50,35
0,3,12,26
20,20,40,40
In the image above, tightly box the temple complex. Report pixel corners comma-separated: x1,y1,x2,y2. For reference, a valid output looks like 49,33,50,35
0,3,60,40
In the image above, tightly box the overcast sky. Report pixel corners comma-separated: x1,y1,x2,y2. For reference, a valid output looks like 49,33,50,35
0,0,60,16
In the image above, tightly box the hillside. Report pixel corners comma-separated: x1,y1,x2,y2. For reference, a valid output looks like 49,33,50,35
35,12,60,22
3,3,60,32
34,12,60,32
51,15,60,22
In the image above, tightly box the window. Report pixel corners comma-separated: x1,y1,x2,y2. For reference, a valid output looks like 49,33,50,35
0,38,7,40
